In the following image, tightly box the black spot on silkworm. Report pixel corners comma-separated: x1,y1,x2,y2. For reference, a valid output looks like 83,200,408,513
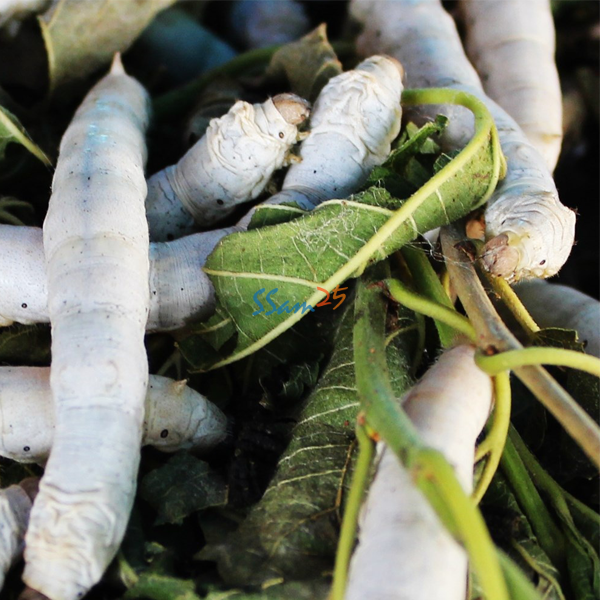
160,429,169,438
23,446,30,452
216,199,224,206
21,303,27,309
87,176,90,181
540,259,546,265
180,288,184,291
313,170,317,174
278,132,284,139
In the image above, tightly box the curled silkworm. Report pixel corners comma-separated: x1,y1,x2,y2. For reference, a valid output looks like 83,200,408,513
351,0,575,282
145,93,310,241
346,345,493,600
24,55,151,600
0,368,228,464
238,55,404,228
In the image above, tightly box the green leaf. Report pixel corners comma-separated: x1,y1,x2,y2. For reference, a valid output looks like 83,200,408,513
266,24,342,102
38,0,176,93
139,452,227,525
532,327,599,480
0,106,50,166
203,89,503,370
124,574,200,600
198,298,416,585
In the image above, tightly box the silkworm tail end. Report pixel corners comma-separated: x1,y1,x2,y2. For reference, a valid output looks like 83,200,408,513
110,52,125,75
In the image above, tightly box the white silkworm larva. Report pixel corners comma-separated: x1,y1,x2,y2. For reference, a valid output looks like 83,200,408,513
515,280,600,358
460,0,562,172
351,0,576,282
345,345,493,600
0,368,228,464
0,224,234,331
145,93,310,242
24,55,151,600
238,55,404,229
229,0,310,49
0,478,38,592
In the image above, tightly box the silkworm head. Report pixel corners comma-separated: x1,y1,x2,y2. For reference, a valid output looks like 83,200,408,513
481,234,521,281
272,93,311,125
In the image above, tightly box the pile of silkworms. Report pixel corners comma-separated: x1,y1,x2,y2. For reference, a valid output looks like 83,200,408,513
0,1,595,599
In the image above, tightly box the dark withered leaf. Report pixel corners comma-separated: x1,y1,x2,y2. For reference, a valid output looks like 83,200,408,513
140,452,227,525
198,299,416,585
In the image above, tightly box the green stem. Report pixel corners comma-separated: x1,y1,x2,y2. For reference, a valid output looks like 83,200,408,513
473,371,511,504
385,278,476,345
440,224,600,469
476,347,600,378
510,427,600,550
483,271,540,337
400,245,463,347
330,422,375,600
354,274,509,600
500,433,566,570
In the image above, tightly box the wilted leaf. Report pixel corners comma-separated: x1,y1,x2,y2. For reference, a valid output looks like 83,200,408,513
0,106,50,166
39,0,176,93
140,452,227,525
266,24,342,102
199,298,416,585
124,574,200,600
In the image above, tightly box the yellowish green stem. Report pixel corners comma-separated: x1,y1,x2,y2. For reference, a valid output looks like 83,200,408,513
385,278,476,345
484,271,540,337
476,347,600,378
473,370,511,503
330,422,375,600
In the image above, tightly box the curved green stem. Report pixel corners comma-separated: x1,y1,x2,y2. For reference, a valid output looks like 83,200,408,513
476,347,600,378
385,278,476,345
484,271,540,337
330,421,375,600
354,274,509,600
473,370,511,504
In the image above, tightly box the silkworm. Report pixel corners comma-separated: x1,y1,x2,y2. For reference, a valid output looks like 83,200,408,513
0,224,234,331
460,0,562,171
145,93,310,241
345,345,493,600
351,0,576,282
0,368,228,464
515,280,600,358
0,478,38,592
24,55,151,600
238,54,404,228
